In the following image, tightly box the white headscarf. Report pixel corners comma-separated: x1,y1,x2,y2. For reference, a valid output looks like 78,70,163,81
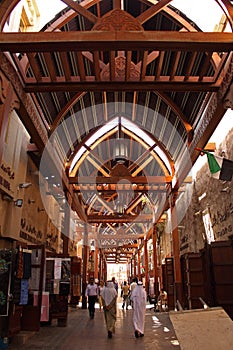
100,281,117,306
131,282,147,304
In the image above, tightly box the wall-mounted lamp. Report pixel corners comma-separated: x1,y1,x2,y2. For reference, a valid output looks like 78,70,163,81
2,194,13,202
18,182,32,189
15,199,23,207
2,195,23,207
221,187,231,193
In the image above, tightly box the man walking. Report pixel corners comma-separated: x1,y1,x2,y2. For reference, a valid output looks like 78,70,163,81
85,277,98,319
130,281,147,338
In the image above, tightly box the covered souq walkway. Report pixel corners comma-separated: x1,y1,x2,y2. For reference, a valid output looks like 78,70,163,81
0,2,233,349
8,300,180,350
7,298,233,350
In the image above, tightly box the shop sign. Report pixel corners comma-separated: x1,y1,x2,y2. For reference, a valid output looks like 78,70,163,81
211,203,233,239
0,175,11,192
0,163,14,179
0,162,15,195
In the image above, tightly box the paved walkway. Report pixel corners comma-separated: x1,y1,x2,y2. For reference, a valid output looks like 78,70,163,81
8,301,180,350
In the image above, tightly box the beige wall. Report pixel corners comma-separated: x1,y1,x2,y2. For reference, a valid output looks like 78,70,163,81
0,110,30,241
175,127,233,257
195,128,233,243
0,102,76,256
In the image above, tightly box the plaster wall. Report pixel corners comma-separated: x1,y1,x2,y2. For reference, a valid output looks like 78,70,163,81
177,127,233,256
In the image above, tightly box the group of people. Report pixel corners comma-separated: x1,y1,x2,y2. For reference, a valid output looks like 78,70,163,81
120,277,138,310
85,276,147,339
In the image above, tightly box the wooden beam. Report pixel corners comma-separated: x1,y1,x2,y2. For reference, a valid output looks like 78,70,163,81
93,51,101,81
69,175,172,184
140,50,148,80
74,185,168,193
109,50,116,80
125,194,144,215
125,51,132,81
137,0,172,24
113,0,122,9
24,80,221,93
198,51,213,81
170,51,181,81
44,52,57,82
61,0,98,23
184,52,198,81
76,52,86,81
27,53,42,81
87,214,153,223
0,32,232,52
60,52,72,81
50,92,85,133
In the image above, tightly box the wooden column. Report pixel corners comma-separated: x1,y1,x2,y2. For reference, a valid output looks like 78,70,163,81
144,239,149,294
132,255,136,277
127,261,130,280
170,194,183,305
82,223,88,309
103,258,107,282
137,250,140,279
98,250,102,281
62,201,70,255
152,225,159,298
94,244,99,281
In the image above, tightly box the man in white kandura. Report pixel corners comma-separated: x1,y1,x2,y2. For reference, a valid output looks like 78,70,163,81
130,281,147,338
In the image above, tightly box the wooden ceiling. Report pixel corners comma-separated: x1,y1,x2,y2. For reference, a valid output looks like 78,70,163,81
1,31,232,93
0,0,233,263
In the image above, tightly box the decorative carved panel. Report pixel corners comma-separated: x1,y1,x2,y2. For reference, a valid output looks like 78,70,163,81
100,56,140,81
92,9,143,31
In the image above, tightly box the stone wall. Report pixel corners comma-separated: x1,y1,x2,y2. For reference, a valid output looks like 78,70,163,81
177,127,233,256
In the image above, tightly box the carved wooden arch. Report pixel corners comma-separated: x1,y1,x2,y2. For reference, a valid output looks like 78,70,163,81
33,0,233,34
50,92,86,134
0,0,232,32
68,115,175,178
65,109,176,177
50,89,192,140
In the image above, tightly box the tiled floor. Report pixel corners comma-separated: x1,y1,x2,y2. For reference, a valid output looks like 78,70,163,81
8,301,180,350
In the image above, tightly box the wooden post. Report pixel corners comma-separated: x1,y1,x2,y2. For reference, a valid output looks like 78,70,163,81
137,250,141,279
98,250,102,281
170,195,183,306
82,223,88,309
152,225,159,298
62,201,70,255
130,258,133,277
103,258,107,282
94,244,99,281
144,239,149,294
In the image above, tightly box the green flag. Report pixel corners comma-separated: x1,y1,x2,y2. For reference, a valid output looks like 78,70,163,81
205,152,221,174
